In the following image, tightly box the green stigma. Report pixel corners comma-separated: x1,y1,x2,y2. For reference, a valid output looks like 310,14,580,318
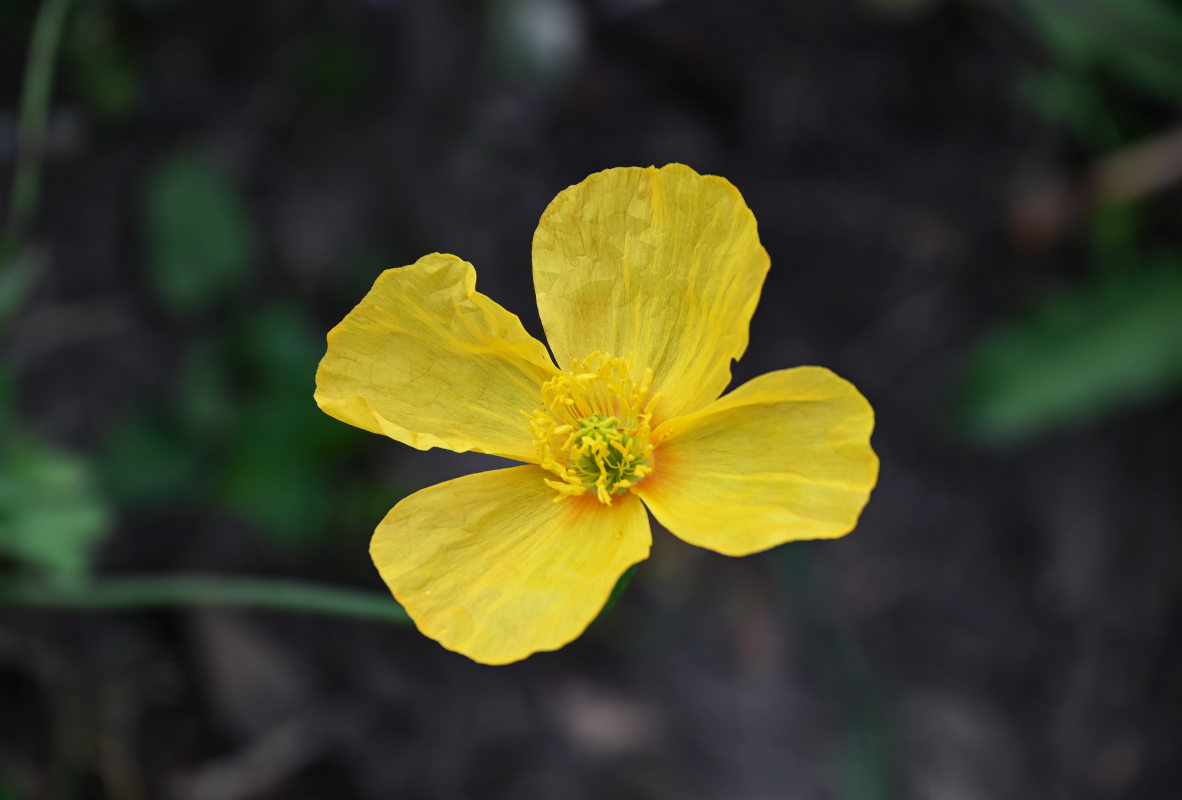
568,414,651,502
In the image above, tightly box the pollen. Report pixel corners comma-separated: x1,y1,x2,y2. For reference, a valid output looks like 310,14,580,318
526,352,657,504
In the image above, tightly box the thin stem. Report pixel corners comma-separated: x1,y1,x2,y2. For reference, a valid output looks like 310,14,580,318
5,0,73,246
775,549,891,800
0,574,411,624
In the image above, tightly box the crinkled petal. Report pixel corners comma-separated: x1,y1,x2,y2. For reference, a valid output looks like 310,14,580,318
315,254,558,461
635,367,878,556
532,164,770,423
372,466,652,665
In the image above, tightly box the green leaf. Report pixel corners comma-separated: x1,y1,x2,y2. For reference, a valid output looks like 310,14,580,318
0,434,111,581
170,301,370,548
239,301,325,389
1019,72,1121,149
69,3,139,120
337,478,400,543
210,381,365,549
212,362,341,548
234,301,360,458
212,419,333,550
1088,203,1144,270
1019,0,1182,102
173,340,236,443
141,153,255,316
957,260,1182,443
96,412,202,510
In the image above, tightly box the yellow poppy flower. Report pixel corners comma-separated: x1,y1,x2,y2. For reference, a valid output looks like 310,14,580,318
315,164,878,665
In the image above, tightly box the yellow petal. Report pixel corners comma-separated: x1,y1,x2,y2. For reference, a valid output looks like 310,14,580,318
635,367,878,556
532,164,770,423
315,254,559,461
372,466,651,665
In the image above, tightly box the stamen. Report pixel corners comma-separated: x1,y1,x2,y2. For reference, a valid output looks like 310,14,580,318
527,352,655,504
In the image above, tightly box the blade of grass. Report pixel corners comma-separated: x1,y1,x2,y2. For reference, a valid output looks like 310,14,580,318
4,0,73,249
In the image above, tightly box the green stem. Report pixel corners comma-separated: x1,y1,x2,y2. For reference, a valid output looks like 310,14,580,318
0,574,411,624
5,0,73,246
776,549,891,800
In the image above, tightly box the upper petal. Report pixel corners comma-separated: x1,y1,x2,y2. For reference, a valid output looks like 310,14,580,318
532,164,770,424
635,367,878,556
372,466,651,665
315,254,559,461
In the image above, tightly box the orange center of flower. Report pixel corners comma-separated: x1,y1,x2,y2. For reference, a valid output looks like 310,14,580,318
527,353,657,504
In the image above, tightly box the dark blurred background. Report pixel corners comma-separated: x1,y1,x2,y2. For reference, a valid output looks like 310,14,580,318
2,0,1181,797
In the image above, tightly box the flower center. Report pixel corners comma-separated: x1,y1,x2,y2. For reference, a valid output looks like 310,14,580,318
527,353,657,504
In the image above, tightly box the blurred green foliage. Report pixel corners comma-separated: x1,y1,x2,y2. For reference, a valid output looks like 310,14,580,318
959,0,1182,443
141,154,255,317
68,2,139,120
0,0,111,583
1020,0,1182,103
1020,71,1121,148
0,0,407,576
958,259,1182,442
211,303,373,547
98,147,395,549
0,0,404,577
98,297,396,551
844,718,889,800
99,412,201,511
0,368,111,582
0,254,39,331
1017,0,1182,146
1018,0,1182,147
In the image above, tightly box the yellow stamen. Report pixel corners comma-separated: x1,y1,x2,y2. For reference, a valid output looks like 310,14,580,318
526,352,656,504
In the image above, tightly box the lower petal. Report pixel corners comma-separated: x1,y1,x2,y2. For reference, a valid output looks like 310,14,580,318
372,466,651,665
635,367,878,556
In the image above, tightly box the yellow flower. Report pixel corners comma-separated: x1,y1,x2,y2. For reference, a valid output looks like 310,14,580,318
315,164,879,665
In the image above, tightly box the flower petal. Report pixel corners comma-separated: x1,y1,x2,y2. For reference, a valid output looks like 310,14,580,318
372,466,652,665
532,164,770,423
315,254,559,461
635,367,878,556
